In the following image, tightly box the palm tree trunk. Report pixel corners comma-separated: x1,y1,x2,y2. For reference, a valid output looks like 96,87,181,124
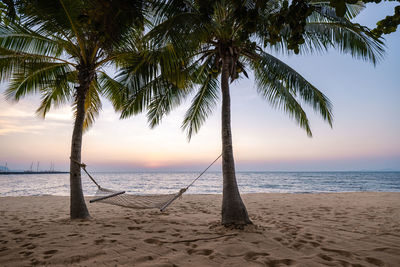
221,54,252,226
69,66,93,219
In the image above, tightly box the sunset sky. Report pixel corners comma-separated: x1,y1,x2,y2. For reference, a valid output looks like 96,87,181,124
0,4,399,172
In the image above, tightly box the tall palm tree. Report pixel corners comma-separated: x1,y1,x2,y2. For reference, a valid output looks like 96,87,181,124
120,0,384,226
0,0,146,219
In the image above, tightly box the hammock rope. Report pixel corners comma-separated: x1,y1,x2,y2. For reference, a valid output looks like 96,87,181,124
70,154,221,211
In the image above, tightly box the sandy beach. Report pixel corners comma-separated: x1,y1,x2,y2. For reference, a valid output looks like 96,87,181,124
1,192,399,266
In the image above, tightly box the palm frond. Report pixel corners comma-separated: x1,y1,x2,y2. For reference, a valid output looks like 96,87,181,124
146,81,189,128
147,9,209,54
119,72,175,119
5,62,73,101
18,0,86,59
0,22,66,57
252,51,333,135
115,53,161,117
262,2,383,65
58,0,86,60
83,79,102,131
36,70,76,117
343,3,365,20
305,21,384,65
257,75,313,136
311,2,364,21
0,49,75,83
97,71,128,110
116,39,193,118
0,21,75,84
182,74,219,140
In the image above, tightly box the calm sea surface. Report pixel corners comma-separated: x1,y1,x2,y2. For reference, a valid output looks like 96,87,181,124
1,171,400,197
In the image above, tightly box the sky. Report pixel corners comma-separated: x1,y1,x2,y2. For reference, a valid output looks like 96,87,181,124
0,4,399,172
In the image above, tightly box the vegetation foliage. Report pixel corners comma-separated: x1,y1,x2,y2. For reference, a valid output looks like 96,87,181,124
0,0,393,223
116,0,384,225
0,0,150,219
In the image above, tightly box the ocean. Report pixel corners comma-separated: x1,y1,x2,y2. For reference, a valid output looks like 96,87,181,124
1,171,400,197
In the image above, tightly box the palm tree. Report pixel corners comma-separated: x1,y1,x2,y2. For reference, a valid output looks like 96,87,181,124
0,0,146,219
120,0,384,226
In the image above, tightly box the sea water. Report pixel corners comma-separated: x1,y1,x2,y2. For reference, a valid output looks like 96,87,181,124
1,171,400,197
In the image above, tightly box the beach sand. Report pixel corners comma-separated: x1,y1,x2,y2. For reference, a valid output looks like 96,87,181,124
1,192,399,266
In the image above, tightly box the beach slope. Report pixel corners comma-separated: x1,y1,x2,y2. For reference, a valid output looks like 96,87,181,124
1,192,399,266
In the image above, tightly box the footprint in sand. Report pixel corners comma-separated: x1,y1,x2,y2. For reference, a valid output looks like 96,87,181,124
127,226,142,230
21,243,36,250
30,258,42,265
309,241,320,247
43,249,58,259
186,248,213,256
94,238,105,245
67,233,79,237
290,242,304,250
264,258,295,266
13,237,23,243
9,229,24,234
321,247,352,258
135,255,154,263
303,233,313,240
27,232,46,238
19,250,33,256
102,224,116,228
365,257,384,266
318,253,333,261
144,238,163,245
43,249,58,255
244,251,270,261
110,232,121,235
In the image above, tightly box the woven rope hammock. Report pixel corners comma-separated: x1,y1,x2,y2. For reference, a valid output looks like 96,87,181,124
70,155,221,212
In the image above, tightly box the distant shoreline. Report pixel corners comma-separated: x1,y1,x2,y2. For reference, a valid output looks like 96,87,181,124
0,171,68,175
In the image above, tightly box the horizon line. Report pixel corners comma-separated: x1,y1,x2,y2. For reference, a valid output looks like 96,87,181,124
2,169,399,173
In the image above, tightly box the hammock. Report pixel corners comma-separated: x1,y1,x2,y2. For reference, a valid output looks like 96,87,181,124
70,155,221,212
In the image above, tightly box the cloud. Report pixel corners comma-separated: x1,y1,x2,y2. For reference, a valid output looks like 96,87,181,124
0,104,72,136
0,118,45,135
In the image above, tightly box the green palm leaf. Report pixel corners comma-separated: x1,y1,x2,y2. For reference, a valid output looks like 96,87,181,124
97,71,127,110
255,66,313,136
36,70,76,117
0,22,66,57
146,80,189,128
252,51,333,133
305,21,384,64
5,62,73,101
182,74,219,140
82,78,102,131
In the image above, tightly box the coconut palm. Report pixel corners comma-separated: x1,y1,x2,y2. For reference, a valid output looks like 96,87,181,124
0,0,147,219
119,0,384,226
